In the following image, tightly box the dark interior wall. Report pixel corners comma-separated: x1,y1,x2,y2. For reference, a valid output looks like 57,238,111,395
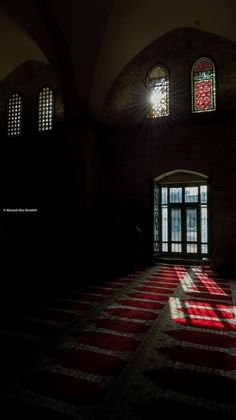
100,28,236,272
0,61,65,303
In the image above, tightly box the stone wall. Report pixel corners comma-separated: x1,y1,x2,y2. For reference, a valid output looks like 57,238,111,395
100,28,236,272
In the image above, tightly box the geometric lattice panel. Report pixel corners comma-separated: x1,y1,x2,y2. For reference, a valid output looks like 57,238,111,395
7,93,22,136
38,86,54,131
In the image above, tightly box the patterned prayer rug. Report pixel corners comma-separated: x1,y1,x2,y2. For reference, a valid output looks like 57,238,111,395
1,265,235,419
96,266,236,420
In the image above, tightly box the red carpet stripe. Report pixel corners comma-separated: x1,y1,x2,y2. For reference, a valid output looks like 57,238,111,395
183,300,234,310
188,286,230,294
104,307,158,320
158,346,236,370
195,273,230,283
181,296,233,305
128,292,170,302
75,331,140,352
51,348,125,375
171,316,236,330
147,368,235,403
117,299,165,310
146,275,181,282
144,280,179,286
191,280,230,290
178,305,235,319
26,372,105,405
186,292,232,302
92,319,150,334
135,286,175,293
166,329,236,348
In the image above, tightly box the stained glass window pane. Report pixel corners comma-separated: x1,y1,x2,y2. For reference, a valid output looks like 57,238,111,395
7,93,22,136
171,243,182,253
201,244,208,254
171,209,181,241
185,187,198,203
192,58,216,113
147,65,169,118
162,207,168,241
200,185,207,203
161,187,168,204
187,244,197,253
38,86,54,131
162,243,168,252
170,187,182,203
186,208,197,242
201,205,208,243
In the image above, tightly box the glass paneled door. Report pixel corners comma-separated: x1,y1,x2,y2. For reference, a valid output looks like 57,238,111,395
154,184,208,257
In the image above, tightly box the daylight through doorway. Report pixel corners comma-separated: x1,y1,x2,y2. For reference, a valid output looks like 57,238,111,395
154,183,208,259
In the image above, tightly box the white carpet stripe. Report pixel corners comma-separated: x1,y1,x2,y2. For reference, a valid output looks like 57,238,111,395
123,295,166,304
183,295,232,303
19,391,82,417
174,324,236,337
136,285,175,291
85,325,145,340
64,342,132,361
129,290,171,297
174,313,236,324
24,316,61,326
180,302,234,312
47,307,80,315
96,313,153,325
106,303,161,314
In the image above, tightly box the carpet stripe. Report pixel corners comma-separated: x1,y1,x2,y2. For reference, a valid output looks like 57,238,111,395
51,348,125,376
178,306,235,319
128,292,170,301
171,316,236,331
104,307,158,320
158,345,236,369
92,319,150,334
26,372,106,405
74,331,140,352
117,299,165,310
166,329,236,348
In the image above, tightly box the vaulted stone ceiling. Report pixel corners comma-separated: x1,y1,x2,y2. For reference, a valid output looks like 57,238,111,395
1,0,236,112
0,8,47,80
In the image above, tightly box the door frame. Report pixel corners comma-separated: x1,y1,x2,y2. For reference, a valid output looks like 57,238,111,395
153,170,209,260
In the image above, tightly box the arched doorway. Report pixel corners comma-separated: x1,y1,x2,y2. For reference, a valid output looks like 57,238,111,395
153,170,209,260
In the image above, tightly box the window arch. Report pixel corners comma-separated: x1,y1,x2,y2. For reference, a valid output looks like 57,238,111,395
191,57,216,113
7,93,22,136
38,86,54,131
147,65,169,118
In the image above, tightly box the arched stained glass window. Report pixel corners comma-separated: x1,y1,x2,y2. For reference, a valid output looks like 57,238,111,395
7,93,22,136
38,86,54,131
191,58,216,113
147,65,169,118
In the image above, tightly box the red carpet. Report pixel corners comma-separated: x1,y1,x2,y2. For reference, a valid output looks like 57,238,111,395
92,318,150,333
74,331,140,352
1,264,235,419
